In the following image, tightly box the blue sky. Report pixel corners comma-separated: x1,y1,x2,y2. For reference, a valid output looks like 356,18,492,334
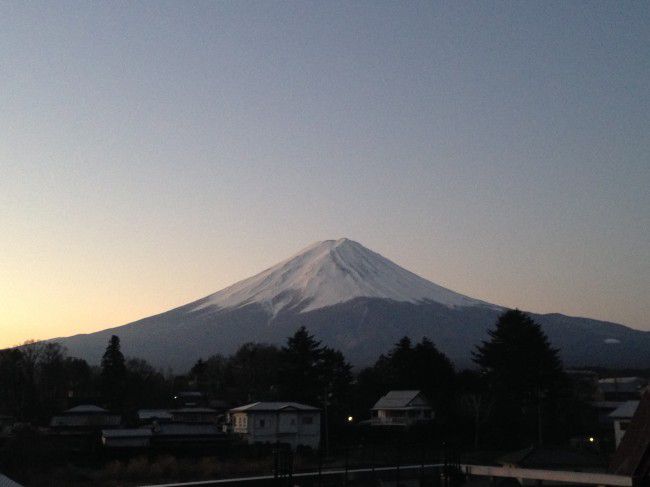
1,1,649,345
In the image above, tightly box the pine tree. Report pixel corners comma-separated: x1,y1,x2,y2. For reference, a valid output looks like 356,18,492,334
278,326,324,404
100,335,126,409
473,309,566,446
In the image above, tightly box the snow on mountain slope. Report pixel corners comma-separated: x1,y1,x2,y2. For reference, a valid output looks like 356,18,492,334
194,238,494,315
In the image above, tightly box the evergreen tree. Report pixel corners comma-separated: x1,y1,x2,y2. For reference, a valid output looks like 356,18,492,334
473,309,566,446
190,358,208,391
100,335,126,409
355,336,455,422
226,343,282,402
412,337,455,410
0,349,25,418
278,327,324,404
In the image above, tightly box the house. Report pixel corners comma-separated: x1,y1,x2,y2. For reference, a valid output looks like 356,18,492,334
50,405,121,429
598,377,646,401
610,391,650,482
609,400,640,448
370,390,433,427
151,423,226,447
137,406,220,424
102,423,226,450
102,428,153,449
137,409,174,424
228,402,320,449
49,405,122,451
171,407,220,424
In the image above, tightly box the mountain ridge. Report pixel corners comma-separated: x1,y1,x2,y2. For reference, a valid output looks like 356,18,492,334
43,238,650,371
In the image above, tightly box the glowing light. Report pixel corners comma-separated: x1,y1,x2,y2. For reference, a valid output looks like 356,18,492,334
347,416,353,422
588,437,595,443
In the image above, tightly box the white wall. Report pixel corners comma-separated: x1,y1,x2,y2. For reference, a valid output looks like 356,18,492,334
232,410,320,449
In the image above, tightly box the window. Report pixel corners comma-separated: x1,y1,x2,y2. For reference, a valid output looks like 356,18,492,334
301,416,313,425
290,418,295,425
259,419,266,427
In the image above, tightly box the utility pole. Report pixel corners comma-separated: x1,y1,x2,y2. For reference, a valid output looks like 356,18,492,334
322,385,330,456
537,386,545,446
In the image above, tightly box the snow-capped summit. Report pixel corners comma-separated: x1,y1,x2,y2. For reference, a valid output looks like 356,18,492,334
194,238,489,315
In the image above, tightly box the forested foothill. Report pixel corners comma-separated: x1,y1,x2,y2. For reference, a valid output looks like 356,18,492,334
0,310,646,486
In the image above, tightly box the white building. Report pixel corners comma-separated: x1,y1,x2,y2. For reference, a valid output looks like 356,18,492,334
609,400,639,448
370,390,433,427
228,402,320,449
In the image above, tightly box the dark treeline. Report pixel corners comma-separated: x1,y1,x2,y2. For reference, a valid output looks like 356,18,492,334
0,309,601,449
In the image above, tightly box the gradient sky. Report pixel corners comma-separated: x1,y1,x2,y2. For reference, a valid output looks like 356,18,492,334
1,1,649,348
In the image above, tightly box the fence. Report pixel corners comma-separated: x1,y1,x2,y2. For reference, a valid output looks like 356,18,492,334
142,442,459,487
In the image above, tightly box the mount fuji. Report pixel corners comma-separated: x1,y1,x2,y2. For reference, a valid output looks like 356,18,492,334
50,238,650,371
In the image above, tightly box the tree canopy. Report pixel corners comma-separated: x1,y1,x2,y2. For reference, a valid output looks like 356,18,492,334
473,309,567,446
100,335,127,409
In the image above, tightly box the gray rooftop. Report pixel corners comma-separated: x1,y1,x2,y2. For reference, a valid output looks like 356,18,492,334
137,409,173,420
171,407,218,413
609,400,640,419
599,377,646,393
372,390,430,410
102,428,153,438
64,405,109,414
103,424,223,437
0,473,23,487
157,423,223,436
230,402,319,412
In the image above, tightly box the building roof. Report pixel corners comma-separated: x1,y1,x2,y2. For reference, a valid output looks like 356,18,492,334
0,473,23,487
137,409,173,420
610,391,650,478
64,405,109,414
609,401,640,419
591,401,627,410
171,407,218,414
156,423,223,436
177,391,204,397
103,424,223,438
102,428,153,439
51,416,122,427
230,402,319,412
372,390,430,410
599,377,645,394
